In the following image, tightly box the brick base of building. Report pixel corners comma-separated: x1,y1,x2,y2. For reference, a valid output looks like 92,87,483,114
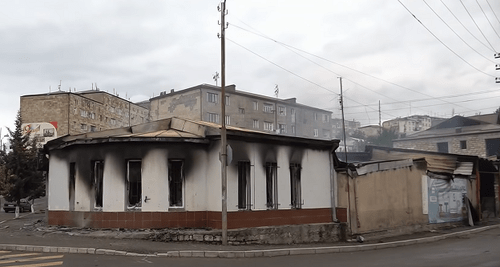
48,208,335,230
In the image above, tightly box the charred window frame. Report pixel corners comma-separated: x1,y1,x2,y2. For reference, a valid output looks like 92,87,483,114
127,160,142,209
266,162,278,209
290,163,302,209
168,160,184,207
69,162,76,211
91,160,104,209
238,161,251,210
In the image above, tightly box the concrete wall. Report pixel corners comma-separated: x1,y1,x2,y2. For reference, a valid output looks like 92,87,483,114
337,161,429,234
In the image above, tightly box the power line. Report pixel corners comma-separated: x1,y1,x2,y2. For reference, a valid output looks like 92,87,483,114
398,0,496,77
347,88,500,108
423,0,495,63
226,37,400,120
440,0,495,52
475,0,500,40
231,21,477,113
485,0,500,25
459,0,498,51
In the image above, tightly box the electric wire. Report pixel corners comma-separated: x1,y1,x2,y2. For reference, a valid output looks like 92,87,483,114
423,0,495,63
440,0,495,52
485,0,500,25
459,0,498,51
226,37,400,120
230,21,477,113
347,88,500,108
475,0,500,40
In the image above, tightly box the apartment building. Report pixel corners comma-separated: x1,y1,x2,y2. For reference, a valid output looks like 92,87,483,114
150,84,333,139
20,90,149,145
382,115,445,137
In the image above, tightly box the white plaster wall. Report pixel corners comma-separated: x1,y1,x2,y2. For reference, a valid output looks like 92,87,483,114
300,149,331,208
48,150,70,211
205,142,222,211
183,148,209,211
141,149,168,211
102,151,126,212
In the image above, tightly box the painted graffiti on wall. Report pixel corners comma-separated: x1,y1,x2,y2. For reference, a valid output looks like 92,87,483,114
428,177,467,223
22,122,58,146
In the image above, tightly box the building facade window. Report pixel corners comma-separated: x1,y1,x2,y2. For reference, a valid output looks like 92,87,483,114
485,138,500,157
278,106,286,116
460,140,467,149
253,119,259,129
238,161,251,210
264,121,274,131
314,129,319,137
437,142,449,153
91,160,104,209
322,114,329,123
263,103,273,113
207,92,218,103
314,112,318,121
225,95,230,106
266,162,278,209
168,160,184,207
253,101,258,110
225,115,230,125
323,129,330,138
206,112,220,123
239,108,245,114
90,125,97,132
278,124,286,134
291,125,296,134
290,163,302,209
127,160,142,208
80,109,87,118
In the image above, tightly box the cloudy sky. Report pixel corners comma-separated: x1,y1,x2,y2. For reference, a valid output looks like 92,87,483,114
0,0,499,134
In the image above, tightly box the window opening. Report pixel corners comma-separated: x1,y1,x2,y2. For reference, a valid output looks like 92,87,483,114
127,160,142,208
169,160,184,207
92,160,104,208
290,163,302,209
266,162,278,209
69,162,76,211
238,161,251,210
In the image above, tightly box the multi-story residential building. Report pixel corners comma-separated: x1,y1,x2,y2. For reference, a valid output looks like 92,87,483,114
331,118,360,139
382,115,445,137
20,89,150,145
149,84,333,139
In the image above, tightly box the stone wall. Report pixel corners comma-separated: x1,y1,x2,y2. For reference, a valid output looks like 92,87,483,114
394,132,500,158
150,223,344,245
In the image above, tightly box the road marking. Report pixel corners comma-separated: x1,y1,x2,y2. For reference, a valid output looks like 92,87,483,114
0,255,63,265
8,261,63,267
0,253,41,260
0,252,64,267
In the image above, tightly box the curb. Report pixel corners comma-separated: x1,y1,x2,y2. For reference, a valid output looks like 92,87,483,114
0,224,499,258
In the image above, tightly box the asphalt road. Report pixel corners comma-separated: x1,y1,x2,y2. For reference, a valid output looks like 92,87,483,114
8,227,492,267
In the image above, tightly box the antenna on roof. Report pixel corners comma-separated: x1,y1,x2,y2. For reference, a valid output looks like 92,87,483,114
274,84,279,98
213,72,220,86
58,80,61,91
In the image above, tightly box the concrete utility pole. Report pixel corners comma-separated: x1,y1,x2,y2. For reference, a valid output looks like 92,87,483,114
218,0,228,246
339,77,348,160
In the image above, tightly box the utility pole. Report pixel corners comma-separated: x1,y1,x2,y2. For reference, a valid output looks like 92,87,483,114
339,77,348,162
379,100,382,134
218,0,228,246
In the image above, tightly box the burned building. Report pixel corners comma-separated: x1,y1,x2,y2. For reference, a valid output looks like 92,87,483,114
44,117,341,235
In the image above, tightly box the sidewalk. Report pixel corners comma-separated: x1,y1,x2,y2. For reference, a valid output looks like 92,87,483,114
1,211,499,258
